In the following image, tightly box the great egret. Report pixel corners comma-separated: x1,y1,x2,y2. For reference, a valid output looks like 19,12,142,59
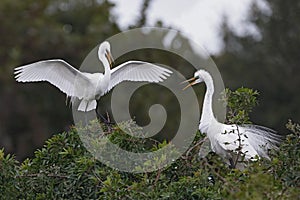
14,41,172,112
183,70,282,168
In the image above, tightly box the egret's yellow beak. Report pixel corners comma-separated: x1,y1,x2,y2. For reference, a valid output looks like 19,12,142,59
105,50,114,68
181,77,197,90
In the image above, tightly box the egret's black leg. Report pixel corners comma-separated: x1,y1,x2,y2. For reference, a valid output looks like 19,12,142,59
96,109,109,123
229,158,235,169
95,102,114,133
95,102,110,123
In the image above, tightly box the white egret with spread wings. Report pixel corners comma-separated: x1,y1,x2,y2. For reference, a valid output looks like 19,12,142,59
14,41,172,112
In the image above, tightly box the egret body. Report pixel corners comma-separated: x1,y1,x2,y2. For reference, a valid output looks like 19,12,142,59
184,70,281,167
14,41,172,112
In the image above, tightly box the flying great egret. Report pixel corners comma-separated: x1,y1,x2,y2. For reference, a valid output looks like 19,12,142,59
183,70,282,168
14,41,172,112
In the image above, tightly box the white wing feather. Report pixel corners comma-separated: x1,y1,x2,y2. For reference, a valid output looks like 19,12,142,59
214,124,282,159
240,124,282,149
14,59,92,99
105,61,172,93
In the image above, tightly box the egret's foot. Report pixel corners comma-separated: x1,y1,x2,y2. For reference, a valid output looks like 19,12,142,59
95,110,114,132
96,109,111,123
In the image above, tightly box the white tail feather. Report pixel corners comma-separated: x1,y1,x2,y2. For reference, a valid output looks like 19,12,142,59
78,100,97,112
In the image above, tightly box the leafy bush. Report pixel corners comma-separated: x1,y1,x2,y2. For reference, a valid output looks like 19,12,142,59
221,87,259,124
0,150,19,200
0,88,299,199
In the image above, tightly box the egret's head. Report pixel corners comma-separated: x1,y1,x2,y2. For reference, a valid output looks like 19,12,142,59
98,41,114,68
182,69,207,90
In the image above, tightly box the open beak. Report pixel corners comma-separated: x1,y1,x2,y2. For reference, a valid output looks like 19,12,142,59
105,50,114,68
181,77,197,90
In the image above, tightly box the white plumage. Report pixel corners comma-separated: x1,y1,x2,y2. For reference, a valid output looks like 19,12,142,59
14,41,172,112
184,70,281,167
105,60,171,94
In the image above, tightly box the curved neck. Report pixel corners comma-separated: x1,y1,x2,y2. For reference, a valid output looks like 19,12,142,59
199,74,218,133
102,59,111,82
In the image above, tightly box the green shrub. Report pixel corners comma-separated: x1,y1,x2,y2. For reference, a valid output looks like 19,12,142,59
0,150,19,200
0,88,299,199
221,87,259,124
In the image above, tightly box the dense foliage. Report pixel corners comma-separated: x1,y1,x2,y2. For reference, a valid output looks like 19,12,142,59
0,88,299,199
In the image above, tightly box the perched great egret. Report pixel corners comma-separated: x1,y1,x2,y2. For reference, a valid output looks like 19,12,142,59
14,41,172,112
183,69,282,168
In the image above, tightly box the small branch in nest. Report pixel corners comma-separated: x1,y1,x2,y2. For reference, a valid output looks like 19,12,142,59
17,173,68,179
182,137,208,159
232,125,245,168
153,168,162,188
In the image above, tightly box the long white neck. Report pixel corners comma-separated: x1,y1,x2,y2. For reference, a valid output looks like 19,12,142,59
102,60,111,83
96,55,111,96
199,73,218,133
98,41,112,87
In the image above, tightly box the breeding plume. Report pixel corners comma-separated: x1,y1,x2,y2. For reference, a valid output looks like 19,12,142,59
183,70,281,168
14,41,172,111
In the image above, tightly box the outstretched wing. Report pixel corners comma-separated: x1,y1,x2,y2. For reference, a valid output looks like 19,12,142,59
105,61,172,93
14,59,92,99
